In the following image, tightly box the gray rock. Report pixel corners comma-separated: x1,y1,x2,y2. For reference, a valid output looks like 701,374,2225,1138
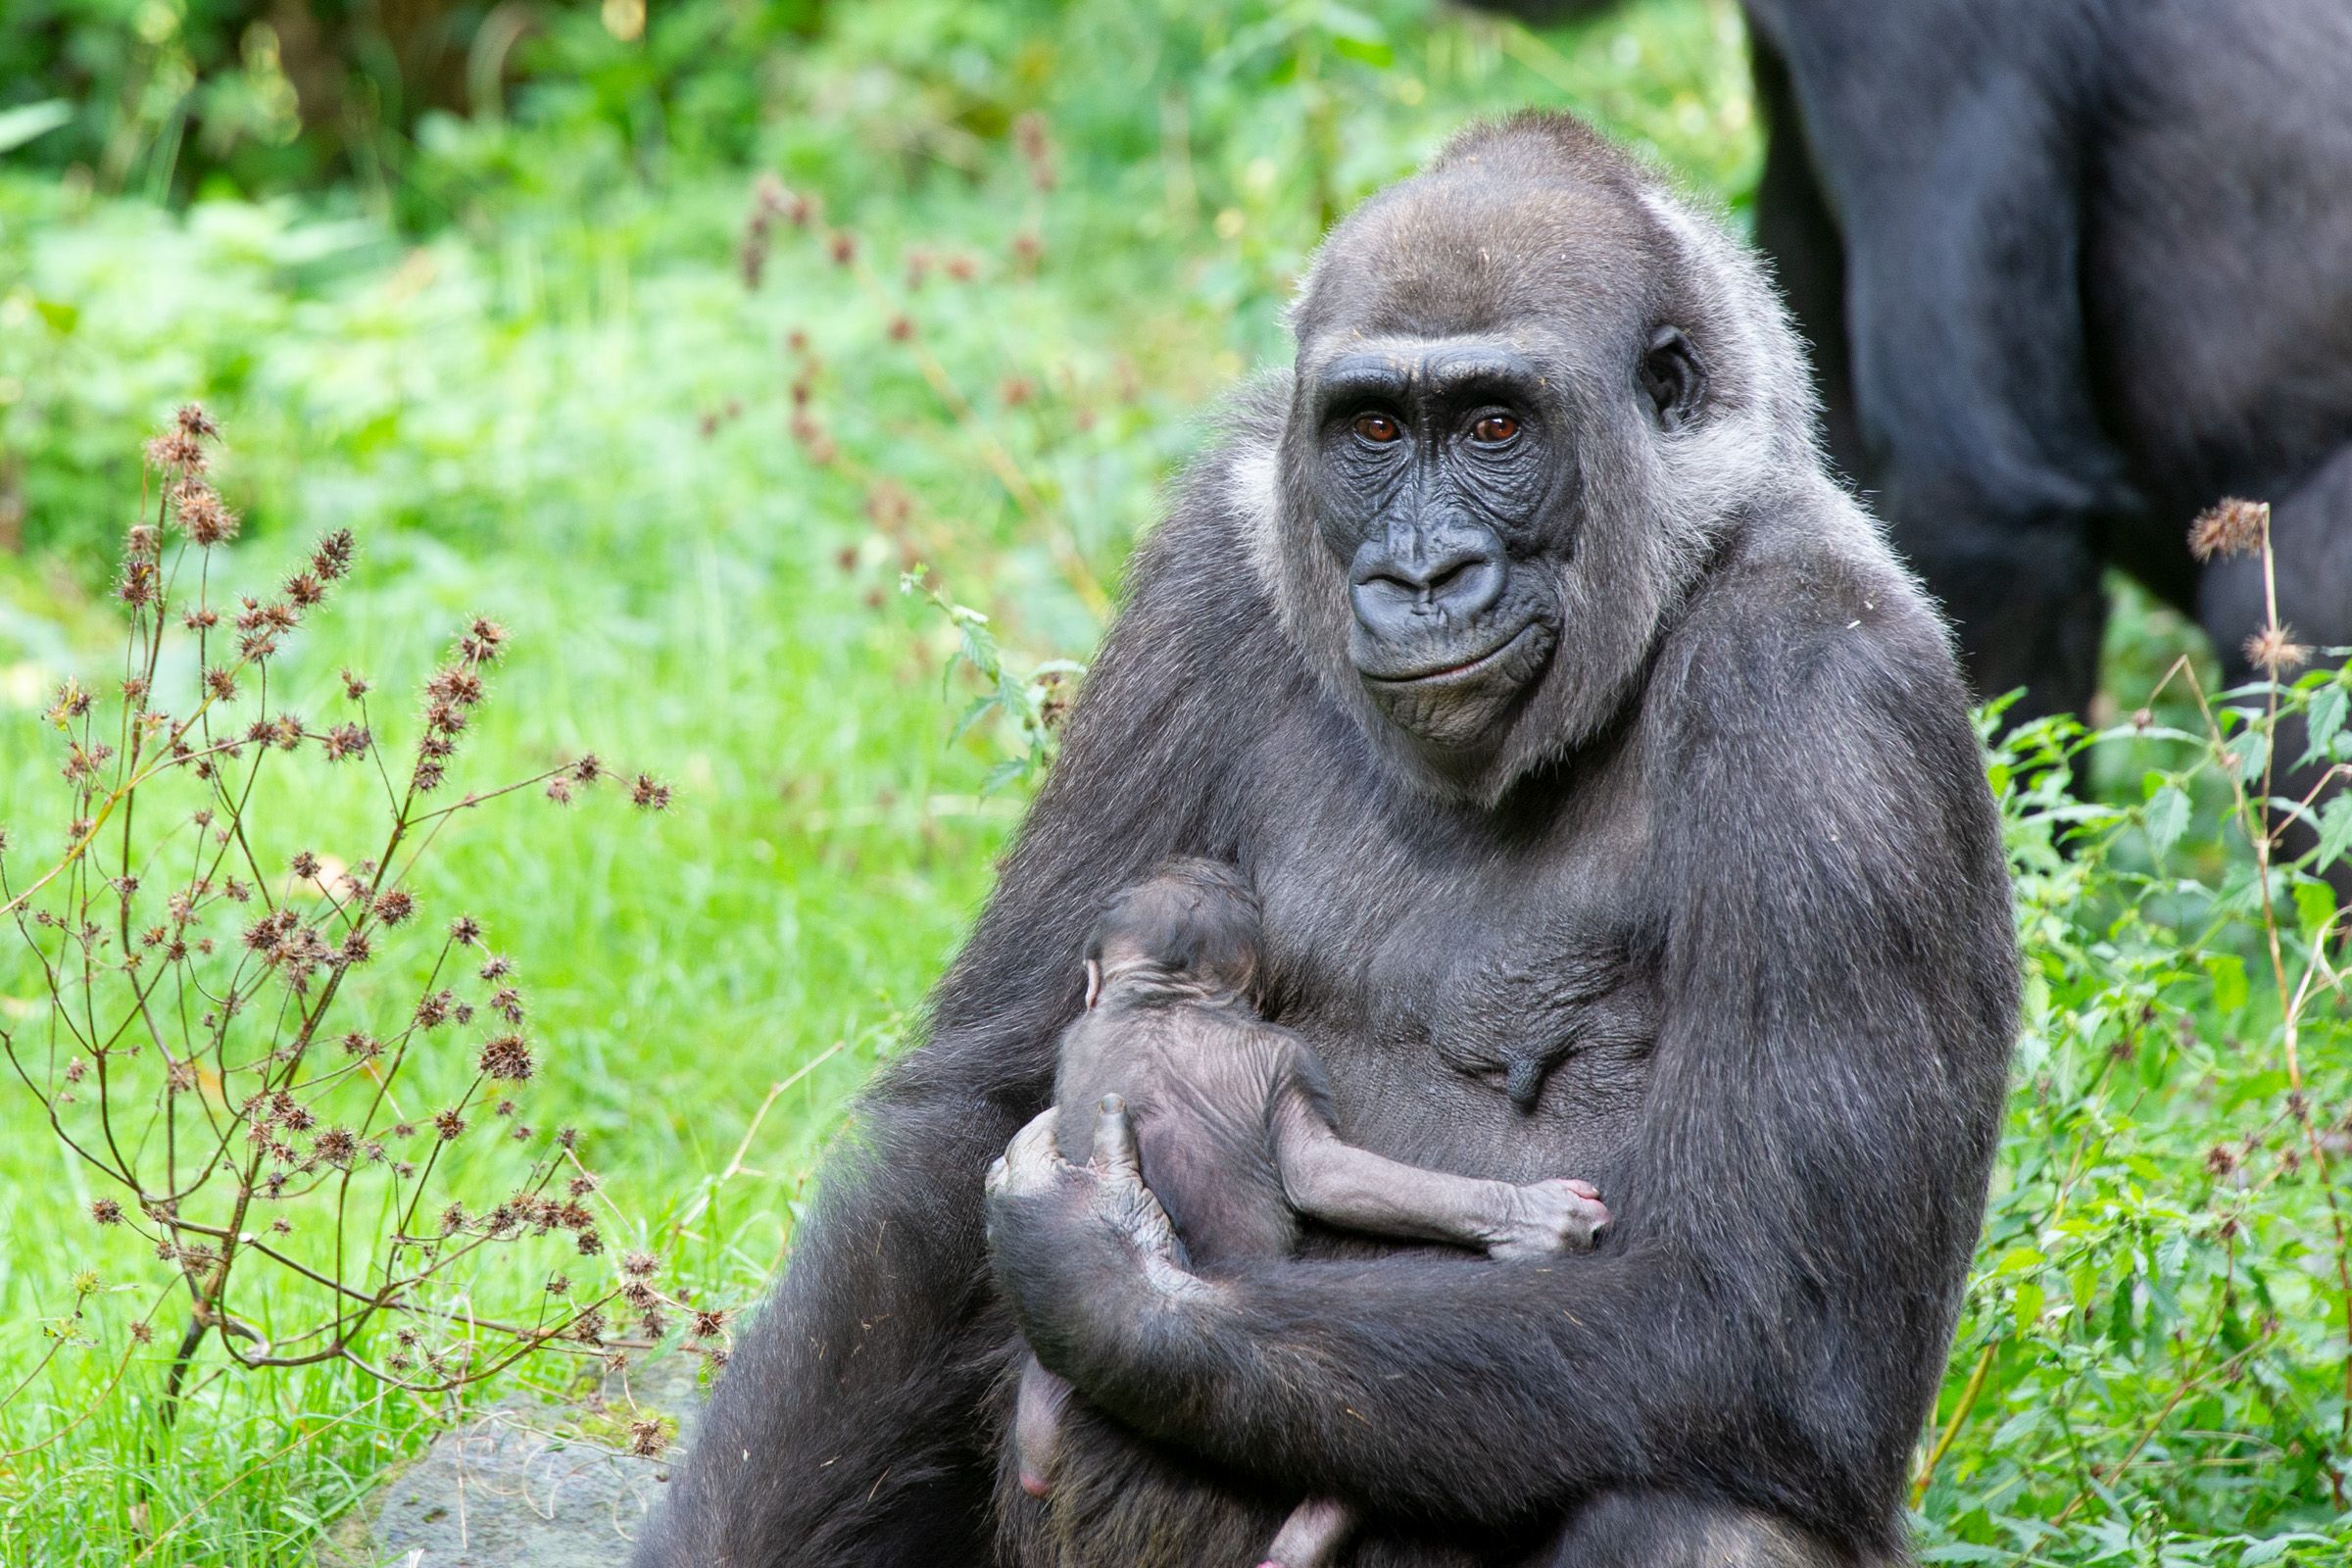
324,1355,705,1568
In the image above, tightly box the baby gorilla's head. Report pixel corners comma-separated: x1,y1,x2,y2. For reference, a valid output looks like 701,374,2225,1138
1085,858,1261,1003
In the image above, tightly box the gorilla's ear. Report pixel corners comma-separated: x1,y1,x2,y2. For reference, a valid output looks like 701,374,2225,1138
1638,326,1707,431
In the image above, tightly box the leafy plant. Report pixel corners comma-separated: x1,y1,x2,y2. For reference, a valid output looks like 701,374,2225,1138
1916,501,2352,1562
0,407,706,1434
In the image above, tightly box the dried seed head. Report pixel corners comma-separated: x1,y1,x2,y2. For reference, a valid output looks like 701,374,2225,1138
630,773,673,811
546,776,575,806
130,1319,154,1345
621,1250,660,1279
340,1030,382,1058
89,1198,122,1225
314,1126,357,1168
339,929,373,966
415,989,457,1030
172,479,239,546
2188,497,2268,563
290,850,320,880
2244,625,2311,674
462,617,508,664
576,1228,604,1256
374,888,416,925
145,430,208,472
322,722,370,761
2205,1144,2238,1176
546,1274,572,1297
451,915,484,947
480,1033,535,1082
829,231,856,267
572,753,606,784
175,403,220,439
312,528,355,579
432,1107,467,1142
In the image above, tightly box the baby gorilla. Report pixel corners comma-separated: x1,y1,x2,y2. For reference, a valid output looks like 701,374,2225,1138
1011,858,1611,1568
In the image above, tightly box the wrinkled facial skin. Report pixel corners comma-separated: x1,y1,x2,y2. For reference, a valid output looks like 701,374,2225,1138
1307,340,1571,766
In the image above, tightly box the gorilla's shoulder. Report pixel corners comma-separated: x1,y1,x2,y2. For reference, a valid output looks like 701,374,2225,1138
1654,489,1970,740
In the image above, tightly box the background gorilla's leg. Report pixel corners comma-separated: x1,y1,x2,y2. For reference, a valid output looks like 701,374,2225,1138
1542,1492,1862,1568
1747,34,1862,487
1762,5,2135,725
2196,446,2352,895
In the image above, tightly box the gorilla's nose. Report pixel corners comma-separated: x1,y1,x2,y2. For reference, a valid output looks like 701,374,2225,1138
1348,531,1507,643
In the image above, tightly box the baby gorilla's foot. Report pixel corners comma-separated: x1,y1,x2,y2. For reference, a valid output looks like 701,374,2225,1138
1013,1357,1074,1499
1486,1177,1610,1260
1262,1494,1354,1568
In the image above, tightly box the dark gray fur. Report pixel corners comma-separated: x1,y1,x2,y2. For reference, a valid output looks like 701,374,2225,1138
635,113,2017,1568
1010,858,1608,1568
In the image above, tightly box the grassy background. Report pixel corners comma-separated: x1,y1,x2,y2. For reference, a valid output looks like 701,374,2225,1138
1,1,2346,1564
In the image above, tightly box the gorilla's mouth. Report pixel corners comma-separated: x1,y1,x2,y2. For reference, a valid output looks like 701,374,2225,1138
1356,621,1548,687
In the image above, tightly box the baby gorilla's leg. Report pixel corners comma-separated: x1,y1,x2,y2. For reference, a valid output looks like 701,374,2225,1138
1013,1354,1075,1499
1262,1495,1355,1568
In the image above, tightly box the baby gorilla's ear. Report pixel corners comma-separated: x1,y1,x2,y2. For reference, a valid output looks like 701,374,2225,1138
1084,958,1102,1010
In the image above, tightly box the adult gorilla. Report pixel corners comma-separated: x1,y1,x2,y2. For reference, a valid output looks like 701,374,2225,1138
637,115,2018,1568
1732,0,2352,735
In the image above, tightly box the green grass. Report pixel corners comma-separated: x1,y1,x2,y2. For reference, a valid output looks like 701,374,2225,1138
0,2,1770,1559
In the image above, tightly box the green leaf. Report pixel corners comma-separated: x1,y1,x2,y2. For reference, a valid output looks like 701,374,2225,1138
0,99,73,155
946,695,998,747
2300,683,2347,765
2012,1280,2043,1335
2227,728,2270,783
1331,35,1394,66
31,299,75,335
2143,784,2189,860
2294,879,2337,941
2205,953,2248,1013
2317,795,2352,872
979,757,1030,797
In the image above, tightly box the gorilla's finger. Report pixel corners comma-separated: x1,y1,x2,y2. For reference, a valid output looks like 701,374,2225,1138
991,1107,1067,1200
1093,1094,1140,1177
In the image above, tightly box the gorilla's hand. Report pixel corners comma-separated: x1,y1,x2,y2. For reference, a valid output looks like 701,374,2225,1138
1486,1178,1611,1261
986,1098,1211,1381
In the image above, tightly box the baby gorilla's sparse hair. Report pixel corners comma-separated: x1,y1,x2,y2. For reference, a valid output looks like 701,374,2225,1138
1083,858,1260,999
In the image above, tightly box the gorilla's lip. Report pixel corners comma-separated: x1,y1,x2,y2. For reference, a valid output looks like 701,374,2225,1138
1355,621,1545,686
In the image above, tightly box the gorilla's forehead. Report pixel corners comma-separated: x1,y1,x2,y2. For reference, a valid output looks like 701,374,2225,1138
1298,336,1544,390
1296,173,1660,353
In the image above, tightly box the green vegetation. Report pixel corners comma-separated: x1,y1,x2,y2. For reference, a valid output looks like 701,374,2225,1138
0,1,2346,1563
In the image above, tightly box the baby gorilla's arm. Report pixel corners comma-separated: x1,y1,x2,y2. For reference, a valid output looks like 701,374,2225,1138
1272,1096,1609,1260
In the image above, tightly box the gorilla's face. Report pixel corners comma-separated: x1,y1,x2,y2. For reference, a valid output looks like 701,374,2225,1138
1298,321,1705,774
1305,341,1570,759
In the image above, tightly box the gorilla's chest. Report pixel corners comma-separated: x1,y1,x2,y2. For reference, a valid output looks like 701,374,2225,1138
1248,770,1659,1186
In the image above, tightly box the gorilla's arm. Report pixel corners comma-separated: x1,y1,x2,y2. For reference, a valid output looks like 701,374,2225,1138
633,478,1277,1567
987,570,2017,1548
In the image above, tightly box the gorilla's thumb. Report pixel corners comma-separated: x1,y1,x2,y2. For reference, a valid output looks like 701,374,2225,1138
1094,1094,1140,1176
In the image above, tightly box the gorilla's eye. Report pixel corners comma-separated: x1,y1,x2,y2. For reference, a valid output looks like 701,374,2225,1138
1353,413,1402,444
1471,415,1519,444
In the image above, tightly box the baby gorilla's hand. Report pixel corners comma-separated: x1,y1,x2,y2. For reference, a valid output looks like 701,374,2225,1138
1486,1178,1610,1260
